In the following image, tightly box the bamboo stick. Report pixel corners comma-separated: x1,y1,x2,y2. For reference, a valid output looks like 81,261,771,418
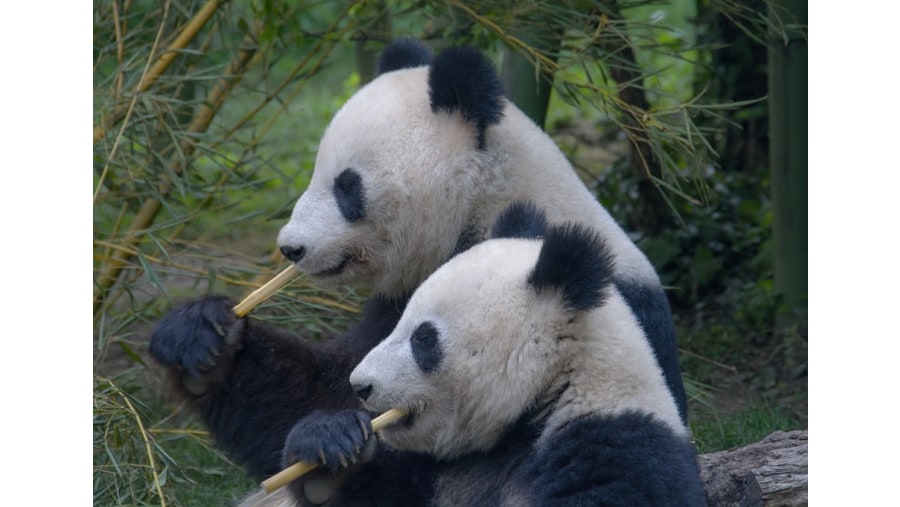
260,408,408,494
232,264,301,317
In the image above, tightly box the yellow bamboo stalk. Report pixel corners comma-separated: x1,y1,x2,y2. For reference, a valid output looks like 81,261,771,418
94,0,224,144
232,265,301,317
259,408,408,494
93,23,262,316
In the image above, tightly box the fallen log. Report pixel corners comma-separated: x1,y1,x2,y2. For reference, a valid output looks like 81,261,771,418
698,429,808,506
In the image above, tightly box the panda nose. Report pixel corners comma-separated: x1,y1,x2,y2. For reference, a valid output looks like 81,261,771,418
353,384,373,401
280,245,306,263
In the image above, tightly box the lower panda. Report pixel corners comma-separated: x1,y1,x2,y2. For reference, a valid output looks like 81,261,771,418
259,202,705,507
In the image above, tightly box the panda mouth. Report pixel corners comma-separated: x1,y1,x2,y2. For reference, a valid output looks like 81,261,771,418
312,253,353,277
370,404,418,430
400,411,416,427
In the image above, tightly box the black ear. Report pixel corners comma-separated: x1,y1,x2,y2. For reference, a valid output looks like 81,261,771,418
376,38,433,75
527,224,615,311
428,46,505,149
491,201,547,240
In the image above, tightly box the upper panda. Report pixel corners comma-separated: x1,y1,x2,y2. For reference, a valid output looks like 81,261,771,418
148,38,687,488
277,38,686,418
269,202,705,506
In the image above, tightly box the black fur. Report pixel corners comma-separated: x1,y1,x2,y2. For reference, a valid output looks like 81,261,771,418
615,280,688,423
150,295,238,380
528,223,615,312
527,412,706,506
333,168,366,222
410,321,442,374
289,407,704,506
428,46,505,149
289,442,440,506
450,222,484,258
283,409,372,473
376,38,433,75
491,200,547,240
148,293,408,479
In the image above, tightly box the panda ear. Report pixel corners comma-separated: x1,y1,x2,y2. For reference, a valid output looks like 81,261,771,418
527,224,615,312
491,201,547,240
428,46,505,149
376,38,433,75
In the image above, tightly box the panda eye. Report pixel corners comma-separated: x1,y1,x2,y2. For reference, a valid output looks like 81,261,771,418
333,168,366,222
410,321,442,374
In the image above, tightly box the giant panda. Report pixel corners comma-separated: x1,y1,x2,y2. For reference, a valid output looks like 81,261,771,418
149,38,687,488
260,202,705,507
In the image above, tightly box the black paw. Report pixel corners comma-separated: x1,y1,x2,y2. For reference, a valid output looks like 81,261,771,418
149,296,244,388
283,410,374,473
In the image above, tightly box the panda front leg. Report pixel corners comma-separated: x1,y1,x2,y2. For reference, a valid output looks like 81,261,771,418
279,409,378,506
149,295,357,479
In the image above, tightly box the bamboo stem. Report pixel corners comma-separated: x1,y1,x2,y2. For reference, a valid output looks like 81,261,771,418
260,408,408,494
232,265,301,317
94,0,224,143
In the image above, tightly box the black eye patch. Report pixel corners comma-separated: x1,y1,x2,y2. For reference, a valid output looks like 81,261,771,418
411,321,442,374
333,168,366,222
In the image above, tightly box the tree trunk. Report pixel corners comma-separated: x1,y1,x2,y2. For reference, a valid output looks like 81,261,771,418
698,430,808,506
768,0,808,332
499,27,561,129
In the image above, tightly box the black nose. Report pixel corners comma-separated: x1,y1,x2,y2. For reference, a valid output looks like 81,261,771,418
280,245,306,263
354,384,373,401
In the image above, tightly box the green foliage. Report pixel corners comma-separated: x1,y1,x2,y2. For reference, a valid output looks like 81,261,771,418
94,1,371,503
94,371,255,506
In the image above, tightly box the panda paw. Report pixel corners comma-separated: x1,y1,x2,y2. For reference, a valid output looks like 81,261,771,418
283,409,376,474
149,296,246,395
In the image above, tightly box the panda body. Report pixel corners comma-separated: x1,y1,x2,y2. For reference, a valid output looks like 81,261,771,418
268,203,704,506
149,39,687,495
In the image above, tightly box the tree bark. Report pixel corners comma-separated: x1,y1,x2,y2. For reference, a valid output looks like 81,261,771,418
698,430,808,506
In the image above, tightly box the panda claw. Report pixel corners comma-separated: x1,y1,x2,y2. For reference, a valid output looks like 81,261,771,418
211,322,227,337
338,455,348,469
317,449,327,466
224,320,244,345
357,417,370,440
197,354,218,372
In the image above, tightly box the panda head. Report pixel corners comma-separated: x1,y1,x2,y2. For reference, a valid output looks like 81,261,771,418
348,202,615,459
277,39,505,296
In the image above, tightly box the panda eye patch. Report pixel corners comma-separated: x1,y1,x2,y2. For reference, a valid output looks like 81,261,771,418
411,321,442,374
333,168,366,222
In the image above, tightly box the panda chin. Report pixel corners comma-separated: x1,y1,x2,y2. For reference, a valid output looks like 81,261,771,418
377,411,418,448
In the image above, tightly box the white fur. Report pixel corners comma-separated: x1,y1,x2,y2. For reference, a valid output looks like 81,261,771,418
349,237,685,461
277,65,658,297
